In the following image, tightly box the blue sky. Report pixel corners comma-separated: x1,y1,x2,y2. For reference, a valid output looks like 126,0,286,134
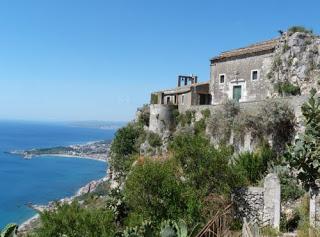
0,0,319,122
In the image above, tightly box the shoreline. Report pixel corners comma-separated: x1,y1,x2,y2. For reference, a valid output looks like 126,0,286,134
29,154,107,163
18,174,109,233
11,140,111,233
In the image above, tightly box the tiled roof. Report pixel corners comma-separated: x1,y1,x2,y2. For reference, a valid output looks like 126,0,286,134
211,38,278,63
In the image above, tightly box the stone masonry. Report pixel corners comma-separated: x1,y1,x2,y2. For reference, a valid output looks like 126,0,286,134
233,173,281,230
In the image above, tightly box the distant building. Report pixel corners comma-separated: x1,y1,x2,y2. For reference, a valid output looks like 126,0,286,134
151,75,211,109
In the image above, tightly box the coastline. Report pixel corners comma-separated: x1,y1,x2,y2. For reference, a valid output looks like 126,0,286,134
18,173,109,233
11,140,111,233
9,139,110,163
29,154,107,163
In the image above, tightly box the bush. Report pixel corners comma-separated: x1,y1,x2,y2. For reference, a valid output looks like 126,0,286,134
33,202,115,237
137,105,150,127
288,26,313,35
150,93,159,104
275,81,301,96
109,123,145,177
124,158,201,227
254,101,296,154
234,152,266,185
194,118,206,135
279,170,304,202
177,110,195,127
201,109,211,119
170,133,246,195
147,132,162,147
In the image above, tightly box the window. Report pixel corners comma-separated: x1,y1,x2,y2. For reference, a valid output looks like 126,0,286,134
251,70,259,80
219,74,225,84
181,95,185,105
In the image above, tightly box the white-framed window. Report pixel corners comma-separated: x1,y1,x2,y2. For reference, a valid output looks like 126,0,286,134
251,70,260,81
181,95,185,105
219,74,226,84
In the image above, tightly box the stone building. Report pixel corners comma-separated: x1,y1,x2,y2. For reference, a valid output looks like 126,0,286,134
210,39,277,104
151,38,279,109
151,75,211,109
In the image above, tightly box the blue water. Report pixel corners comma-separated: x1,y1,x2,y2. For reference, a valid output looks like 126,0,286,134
0,121,115,228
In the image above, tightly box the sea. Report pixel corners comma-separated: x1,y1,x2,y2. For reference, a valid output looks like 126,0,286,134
0,120,116,229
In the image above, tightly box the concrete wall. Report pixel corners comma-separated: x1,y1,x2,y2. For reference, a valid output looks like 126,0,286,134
210,52,274,105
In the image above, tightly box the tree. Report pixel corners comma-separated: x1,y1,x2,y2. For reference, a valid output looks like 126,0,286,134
285,89,320,191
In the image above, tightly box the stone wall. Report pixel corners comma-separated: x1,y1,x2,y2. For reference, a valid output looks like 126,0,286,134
179,95,307,123
233,174,281,229
149,104,177,134
232,187,264,224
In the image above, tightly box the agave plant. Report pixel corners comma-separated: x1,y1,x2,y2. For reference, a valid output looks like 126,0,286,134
1,224,18,237
160,220,198,237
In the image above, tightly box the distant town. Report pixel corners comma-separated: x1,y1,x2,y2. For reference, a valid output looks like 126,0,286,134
9,140,111,162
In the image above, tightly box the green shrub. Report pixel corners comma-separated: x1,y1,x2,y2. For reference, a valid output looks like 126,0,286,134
137,105,150,127
288,26,313,35
254,101,296,154
124,158,201,227
234,152,266,185
147,132,162,147
176,111,195,127
279,170,304,202
275,81,301,96
170,133,246,195
260,226,281,237
110,123,145,177
150,93,159,104
194,119,206,135
296,194,312,237
233,144,275,185
201,109,211,119
33,202,115,237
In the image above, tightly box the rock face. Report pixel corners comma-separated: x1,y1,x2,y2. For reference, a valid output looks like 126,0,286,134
268,31,320,95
